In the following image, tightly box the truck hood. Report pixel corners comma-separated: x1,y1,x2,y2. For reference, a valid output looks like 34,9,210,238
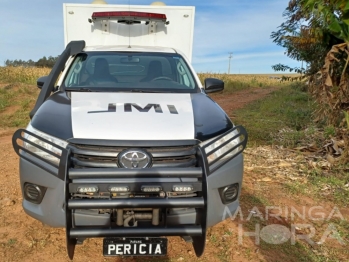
71,92,195,140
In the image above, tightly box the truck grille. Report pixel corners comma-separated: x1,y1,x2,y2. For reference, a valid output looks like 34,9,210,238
68,144,198,168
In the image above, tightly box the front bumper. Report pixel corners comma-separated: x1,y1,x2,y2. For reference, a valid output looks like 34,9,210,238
13,126,247,259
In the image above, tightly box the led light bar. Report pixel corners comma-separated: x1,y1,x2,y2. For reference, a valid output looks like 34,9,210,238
141,186,162,192
90,11,168,23
173,185,194,192
108,186,130,192
77,186,99,193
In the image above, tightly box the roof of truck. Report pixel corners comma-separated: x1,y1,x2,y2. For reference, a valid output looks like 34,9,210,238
83,45,177,53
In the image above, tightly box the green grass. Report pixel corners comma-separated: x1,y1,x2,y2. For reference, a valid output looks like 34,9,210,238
283,181,309,196
0,83,38,128
241,192,270,207
230,82,348,261
224,80,255,93
232,82,349,207
283,164,349,206
259,241,329,262
0,87,16,111
233,83,315,146
198,73,290,94
7,239,17,246
310,173,349,206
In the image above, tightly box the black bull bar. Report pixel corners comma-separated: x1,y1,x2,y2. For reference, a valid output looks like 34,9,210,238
12,126,247,259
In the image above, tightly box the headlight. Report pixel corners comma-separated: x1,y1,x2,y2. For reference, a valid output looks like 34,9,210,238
200,128,242,165
23,123,68,165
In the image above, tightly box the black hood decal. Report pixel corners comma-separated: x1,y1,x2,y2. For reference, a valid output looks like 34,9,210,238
30,91,232,142
191,93,233,141
31,92,73,140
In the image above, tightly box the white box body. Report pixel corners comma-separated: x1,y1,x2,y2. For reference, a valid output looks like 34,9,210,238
63,4,195,61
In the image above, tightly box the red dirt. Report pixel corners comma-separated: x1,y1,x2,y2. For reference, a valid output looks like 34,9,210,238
210,87,279,115
0,87,347,262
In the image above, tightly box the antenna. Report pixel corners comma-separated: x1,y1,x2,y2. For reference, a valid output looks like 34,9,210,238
128,0,131,48
228,52,233,74
91,0,107,3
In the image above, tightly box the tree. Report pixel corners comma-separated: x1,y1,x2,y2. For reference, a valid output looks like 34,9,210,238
271,0,344,77
272,0,349,126
3,55,59,68
36,55,58,67
301,0,349,43
300,0,349,126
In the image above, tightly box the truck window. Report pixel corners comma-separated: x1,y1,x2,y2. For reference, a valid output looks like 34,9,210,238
175,60,195,88
65,56,85,86
64,52,198,92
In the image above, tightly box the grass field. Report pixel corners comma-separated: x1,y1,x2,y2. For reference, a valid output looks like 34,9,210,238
197,72,292,92
0,66,293,129
0,66,50,84
233,82,314,146
0,66,293,90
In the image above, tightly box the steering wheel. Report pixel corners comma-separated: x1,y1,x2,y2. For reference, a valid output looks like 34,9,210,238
151,76,174,81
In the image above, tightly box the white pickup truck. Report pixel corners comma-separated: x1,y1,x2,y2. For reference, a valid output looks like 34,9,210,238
12,2,247,259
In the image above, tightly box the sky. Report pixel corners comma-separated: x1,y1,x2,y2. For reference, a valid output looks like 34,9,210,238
0,0,301,74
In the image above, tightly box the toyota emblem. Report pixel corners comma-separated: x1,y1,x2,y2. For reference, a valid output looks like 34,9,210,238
118,149,151,169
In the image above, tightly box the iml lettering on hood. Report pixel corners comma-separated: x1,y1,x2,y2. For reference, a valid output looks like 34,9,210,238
88,103,178,114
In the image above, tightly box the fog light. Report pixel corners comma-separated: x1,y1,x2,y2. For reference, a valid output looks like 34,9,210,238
23,183,46,204
219,184,239,204
173,185,193,192
77,186,99,193
109,186,129,192
141,186,162,192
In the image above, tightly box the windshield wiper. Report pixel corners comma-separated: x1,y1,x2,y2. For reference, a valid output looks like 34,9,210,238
65,88,172,93
129,89,171,93
66,88,93,92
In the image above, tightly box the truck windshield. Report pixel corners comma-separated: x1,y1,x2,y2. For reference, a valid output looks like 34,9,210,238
63,52,198,92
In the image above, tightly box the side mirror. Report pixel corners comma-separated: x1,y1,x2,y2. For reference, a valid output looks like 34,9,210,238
204,78,224,93
37,76,48,89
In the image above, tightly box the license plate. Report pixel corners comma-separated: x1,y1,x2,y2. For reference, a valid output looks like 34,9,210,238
103,237,167,256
